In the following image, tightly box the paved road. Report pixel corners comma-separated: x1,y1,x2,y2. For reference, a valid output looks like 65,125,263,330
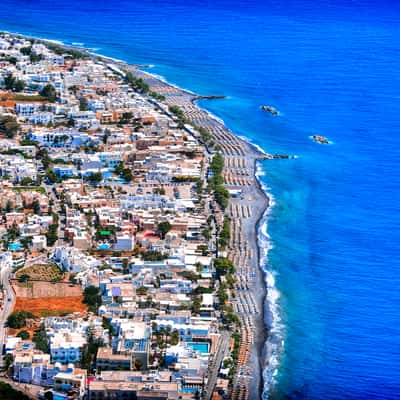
0,263,15,369
203,332,230,400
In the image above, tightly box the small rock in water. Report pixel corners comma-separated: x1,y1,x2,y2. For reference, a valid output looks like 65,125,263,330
312,135,329,144
261,105,280,116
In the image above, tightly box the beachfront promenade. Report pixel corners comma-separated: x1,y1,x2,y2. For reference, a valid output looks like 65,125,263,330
125,66,269,399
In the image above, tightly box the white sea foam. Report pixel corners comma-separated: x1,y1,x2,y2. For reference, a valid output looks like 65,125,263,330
140,70,198,96
90,52,125,63
43,39,65,45
200,108,226,126
4,30,66,45
255,162,284,399
251,142,269,156
238,135,268,156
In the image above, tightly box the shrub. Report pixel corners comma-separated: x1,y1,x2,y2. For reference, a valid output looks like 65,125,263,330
39,84,57,102
7,311,35,329
17,330,30,340
157,221,171,239
214,258,235,277
83,286,102,312
33,325,49,353
0,115,19,138
0,381,31,399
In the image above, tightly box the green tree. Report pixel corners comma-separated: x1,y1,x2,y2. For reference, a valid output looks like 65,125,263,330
191,297,202,314
169,330,180,345
5,200,12,213
210,153,224,176
32,199,41,214
86,172,103,184
20,177,35,186
214,185,229,210
30,53,43,63
0,115,19,138
121,168,133,182
7,311,35,329
69,273,77,284
157,221,171,239
67,117,75,127
133,358,144,371
20,46,32,56
44,391,54,400
214,258,235,277
141,250,167,261
79,97,88,111
33,325,49,353
102,317,115,338
3,73,25,92
136,286,148,296
125,72,149,93
36,147,51,168
3,354,13,371
154,187,165,195
45,222,58,246
18,274,30,283
46,169,59,183
202,228,211,240
149,91,166,101
40,84,57,102
195,262,204,273
120,112,133,123
197,244,209,256
80,332,103,372
17,330,30,340
4,74,15,90
218,216,231,249
83,286,102,312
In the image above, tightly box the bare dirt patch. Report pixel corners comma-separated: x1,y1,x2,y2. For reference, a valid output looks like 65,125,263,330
12,280,82,298
14,296,87,316
11,280,87,318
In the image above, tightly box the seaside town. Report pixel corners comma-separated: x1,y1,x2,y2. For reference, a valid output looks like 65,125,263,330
0,32,268,400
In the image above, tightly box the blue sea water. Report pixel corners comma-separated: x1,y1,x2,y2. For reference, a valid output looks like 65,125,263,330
1,1,400,398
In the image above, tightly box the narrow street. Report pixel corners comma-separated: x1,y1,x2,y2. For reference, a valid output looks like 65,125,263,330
0,261,15,369
202,332,230,400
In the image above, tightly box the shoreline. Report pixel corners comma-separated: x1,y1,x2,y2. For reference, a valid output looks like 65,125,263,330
120,61,273,400
4,30,273,399
250,159,271,398
136,68,273,399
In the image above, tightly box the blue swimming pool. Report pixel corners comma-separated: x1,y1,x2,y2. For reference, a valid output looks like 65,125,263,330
53,394,68,400
9,243,21,251
98,243,110,250
187,342,209,354
181,387,199,394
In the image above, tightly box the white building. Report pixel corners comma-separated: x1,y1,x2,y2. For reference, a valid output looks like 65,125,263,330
53,247,101,273
53,370,86,399
32,235,47,251
114,234,134,251
49,332,86,364
15,103,42,117
28,112,54,125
